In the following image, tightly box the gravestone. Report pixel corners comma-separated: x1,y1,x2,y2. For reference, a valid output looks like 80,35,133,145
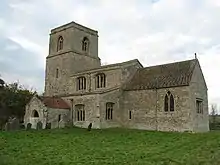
87,123,92,131
36,121,43,130
45,123,51,129
4,122,10,131
4,117,20,131
26,123,32,130
20,123,25,129
10,118,19,130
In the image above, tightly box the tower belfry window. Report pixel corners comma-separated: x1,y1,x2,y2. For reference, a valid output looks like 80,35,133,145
57,36,63,51
82,37,89,52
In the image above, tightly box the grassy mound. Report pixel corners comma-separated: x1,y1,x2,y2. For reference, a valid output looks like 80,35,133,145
0,128,220,165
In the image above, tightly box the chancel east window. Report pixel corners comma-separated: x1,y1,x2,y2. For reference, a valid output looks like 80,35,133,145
96,73,106,88
75,104,85,121
57,36,64,51
106,102,114,120
164,91,175,112
77,77,86,90
82,37,89,52
196,99,203,114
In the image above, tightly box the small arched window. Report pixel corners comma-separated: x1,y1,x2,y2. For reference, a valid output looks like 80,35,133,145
170,94,174,111
32,110,39,117
164,94,168,112
57,36,64,51
82,37,89,52
164,91,175,112
96,73,106,88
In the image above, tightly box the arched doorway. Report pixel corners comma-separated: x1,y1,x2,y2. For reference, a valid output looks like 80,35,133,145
32,110,39,117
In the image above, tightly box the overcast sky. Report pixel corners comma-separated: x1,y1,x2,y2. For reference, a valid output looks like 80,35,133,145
0,0,220,109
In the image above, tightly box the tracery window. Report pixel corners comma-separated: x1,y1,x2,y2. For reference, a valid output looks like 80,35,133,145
106,102,114,120
164,91,174,112
82,37,89,52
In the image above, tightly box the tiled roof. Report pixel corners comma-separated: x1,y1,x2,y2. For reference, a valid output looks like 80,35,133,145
38,96,70,109
124,59,197,90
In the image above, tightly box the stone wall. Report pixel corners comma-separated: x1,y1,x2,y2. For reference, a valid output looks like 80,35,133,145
99,89,123,128
47,108,70,129
63,94,101,129
44,52,100,96
69,60,142,95
70,68,122,95
189,61,209,132
122,86,193,132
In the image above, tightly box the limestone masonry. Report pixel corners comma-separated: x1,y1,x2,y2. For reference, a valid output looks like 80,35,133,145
24,21,209,132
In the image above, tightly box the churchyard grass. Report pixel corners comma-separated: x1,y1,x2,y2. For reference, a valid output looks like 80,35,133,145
0,128,220,165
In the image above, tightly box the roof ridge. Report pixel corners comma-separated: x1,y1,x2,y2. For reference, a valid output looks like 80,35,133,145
142,59,196,69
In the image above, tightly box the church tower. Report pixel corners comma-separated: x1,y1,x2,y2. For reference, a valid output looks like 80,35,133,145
44,22,101,96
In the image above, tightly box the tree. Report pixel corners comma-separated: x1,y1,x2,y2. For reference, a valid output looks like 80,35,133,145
0,78,5,89
0,80,36,129
210,104,218,130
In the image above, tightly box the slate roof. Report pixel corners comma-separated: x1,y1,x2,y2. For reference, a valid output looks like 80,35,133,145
124,59,197,91
37,96,70,109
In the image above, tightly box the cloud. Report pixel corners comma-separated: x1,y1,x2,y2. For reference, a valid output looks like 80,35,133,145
0,0,220,110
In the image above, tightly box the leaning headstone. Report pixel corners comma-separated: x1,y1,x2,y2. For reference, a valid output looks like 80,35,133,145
10,118,19,130
36,121,43,130
4,122,10,131
26,123,32,130
87,123,92,131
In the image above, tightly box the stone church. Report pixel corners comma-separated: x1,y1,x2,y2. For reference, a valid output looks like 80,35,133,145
24,21,209,132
